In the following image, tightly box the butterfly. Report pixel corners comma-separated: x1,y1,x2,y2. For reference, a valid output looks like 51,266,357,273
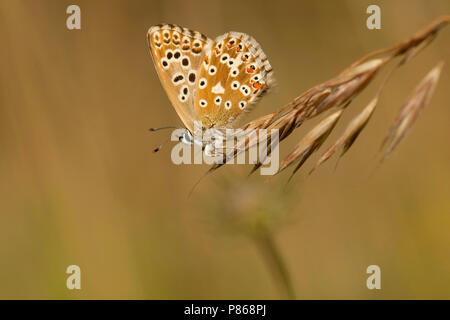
147,24,275,155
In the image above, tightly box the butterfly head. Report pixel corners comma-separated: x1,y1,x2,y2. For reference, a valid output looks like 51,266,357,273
178,125,230,158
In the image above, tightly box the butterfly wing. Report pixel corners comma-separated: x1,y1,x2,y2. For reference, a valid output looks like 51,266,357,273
193,32,275,129
147,24,213,132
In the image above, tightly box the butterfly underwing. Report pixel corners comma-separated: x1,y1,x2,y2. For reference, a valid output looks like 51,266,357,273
147,24,275,133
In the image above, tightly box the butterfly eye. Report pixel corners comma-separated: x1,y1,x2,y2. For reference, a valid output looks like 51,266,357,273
239,101,247,109
214,96,222,105
199,99,208,108
199,78,207,89
228,59,234,66
166,50,173,60
240,85,250,96
208,66,217,75
224,101,232,109
178,94,187,102
231,81,240,90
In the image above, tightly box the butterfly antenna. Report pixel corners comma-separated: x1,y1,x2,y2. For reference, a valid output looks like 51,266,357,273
148,126,179,132
152,136,171,153
149,126,181,153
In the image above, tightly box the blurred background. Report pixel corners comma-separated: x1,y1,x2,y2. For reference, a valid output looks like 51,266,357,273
0,0,449,299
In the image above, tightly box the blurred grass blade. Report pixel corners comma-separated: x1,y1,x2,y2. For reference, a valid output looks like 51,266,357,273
381,62,444,161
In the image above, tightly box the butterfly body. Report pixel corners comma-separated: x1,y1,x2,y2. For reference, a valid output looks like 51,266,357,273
147,24,275,154
178,128,221,157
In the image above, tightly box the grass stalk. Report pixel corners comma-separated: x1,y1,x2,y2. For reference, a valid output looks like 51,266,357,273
252,225,295,300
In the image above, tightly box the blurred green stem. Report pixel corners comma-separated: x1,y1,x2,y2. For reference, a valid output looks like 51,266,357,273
253,226,295,300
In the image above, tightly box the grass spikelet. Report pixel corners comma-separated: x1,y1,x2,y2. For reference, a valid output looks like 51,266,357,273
381,62,444,161
310,96,378,174
277,109,343,177
203,16,449,179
